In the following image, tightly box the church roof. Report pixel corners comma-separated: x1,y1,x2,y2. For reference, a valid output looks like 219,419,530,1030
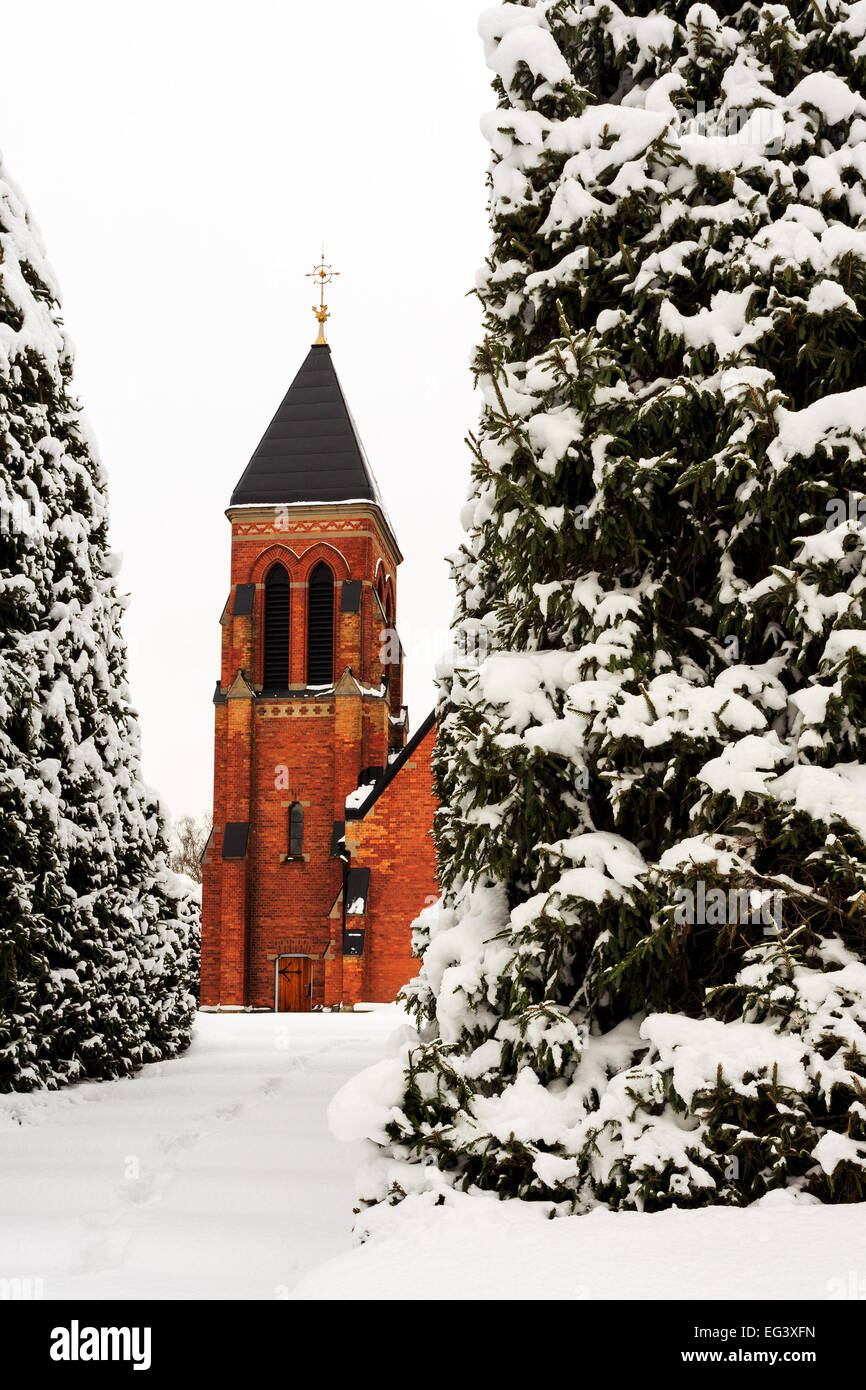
230,343,383,509
344,709,437,821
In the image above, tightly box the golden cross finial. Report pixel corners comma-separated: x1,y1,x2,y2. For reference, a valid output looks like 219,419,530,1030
306,251,339,344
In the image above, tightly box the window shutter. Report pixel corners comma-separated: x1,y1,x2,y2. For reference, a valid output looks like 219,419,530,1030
263,565,291,690
307,562,334,685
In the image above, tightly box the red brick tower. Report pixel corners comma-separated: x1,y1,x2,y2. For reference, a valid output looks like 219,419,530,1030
201,301,437,1011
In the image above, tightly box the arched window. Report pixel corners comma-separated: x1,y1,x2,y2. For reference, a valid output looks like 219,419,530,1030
375,574,387,617
288,802,304,858
307,561,334,685
263,564,291,690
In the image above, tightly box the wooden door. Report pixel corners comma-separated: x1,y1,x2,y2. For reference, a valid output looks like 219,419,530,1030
277,957,311,1012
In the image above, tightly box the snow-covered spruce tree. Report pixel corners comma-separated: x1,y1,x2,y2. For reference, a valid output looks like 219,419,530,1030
0,153,197,1090
351,0,866,1212
171,871,202,1007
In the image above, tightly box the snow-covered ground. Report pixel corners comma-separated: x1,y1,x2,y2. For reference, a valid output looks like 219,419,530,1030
295,1188,866,1301
2,1008,865,1301
0,1007,403,1300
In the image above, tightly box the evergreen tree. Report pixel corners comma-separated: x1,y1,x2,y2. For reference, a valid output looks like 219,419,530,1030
0,152,197,1090
355,0,866,1211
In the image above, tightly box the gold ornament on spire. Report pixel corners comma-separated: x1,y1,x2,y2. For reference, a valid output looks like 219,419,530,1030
306,251,340,344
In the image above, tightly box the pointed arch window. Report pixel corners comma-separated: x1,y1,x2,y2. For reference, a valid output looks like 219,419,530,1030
307,562,334,685
263,564,291,690
374,574,387,620
288,802,304,859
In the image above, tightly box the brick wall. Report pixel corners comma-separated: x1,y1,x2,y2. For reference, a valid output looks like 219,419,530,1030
344,721,438,1004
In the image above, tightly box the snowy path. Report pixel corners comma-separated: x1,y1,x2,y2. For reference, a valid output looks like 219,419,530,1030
0,1008,402,1300
5,1008,866,1303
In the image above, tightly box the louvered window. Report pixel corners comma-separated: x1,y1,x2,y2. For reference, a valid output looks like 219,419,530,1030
289,803,304,858
307,562,334,685
263,564,291,690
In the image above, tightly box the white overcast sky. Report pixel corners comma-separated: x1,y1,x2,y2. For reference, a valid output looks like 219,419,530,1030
0,0,491,823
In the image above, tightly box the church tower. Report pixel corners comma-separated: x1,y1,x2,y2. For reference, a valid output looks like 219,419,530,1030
201,265,436,1011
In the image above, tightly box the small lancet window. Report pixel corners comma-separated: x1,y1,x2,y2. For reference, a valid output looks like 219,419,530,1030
374,575,387,619
307,561,334,685
263,564,291,690
288,802,304,859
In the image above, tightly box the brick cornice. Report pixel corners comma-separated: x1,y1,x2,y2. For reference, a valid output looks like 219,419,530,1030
226,501,402,568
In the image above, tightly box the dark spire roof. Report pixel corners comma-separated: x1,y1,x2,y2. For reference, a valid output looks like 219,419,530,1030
230,343,382,508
